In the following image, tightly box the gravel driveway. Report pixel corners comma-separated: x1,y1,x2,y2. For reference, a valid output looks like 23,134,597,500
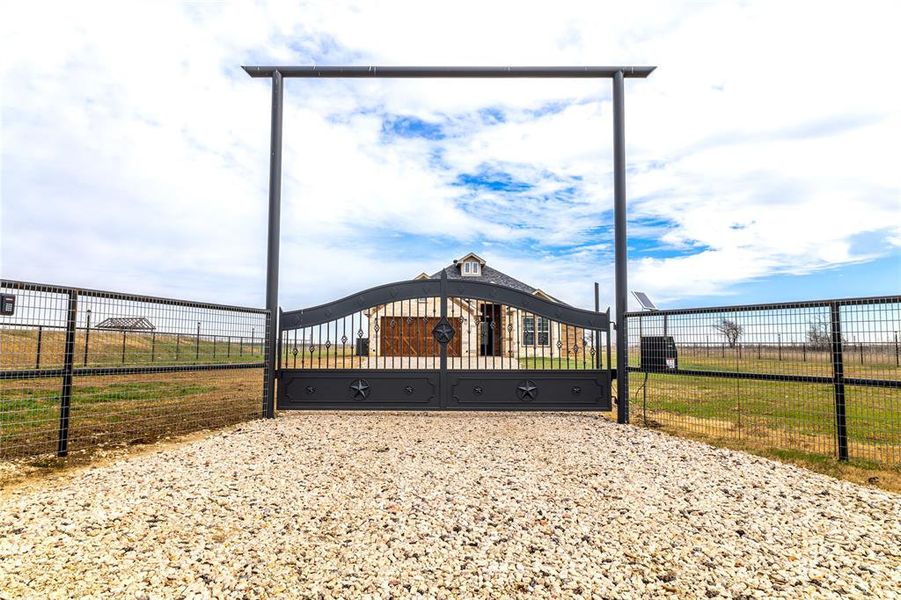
1,413,899,599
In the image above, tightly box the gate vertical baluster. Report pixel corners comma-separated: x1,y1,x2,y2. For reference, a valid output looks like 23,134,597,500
402,299,407,371
606,308,612,375
537,314,544,368
468,300,473,370
439,271,449,407
301,326,306,369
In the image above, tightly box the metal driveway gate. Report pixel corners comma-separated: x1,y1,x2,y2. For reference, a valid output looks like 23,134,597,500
278,272,611,410
244,64,655,422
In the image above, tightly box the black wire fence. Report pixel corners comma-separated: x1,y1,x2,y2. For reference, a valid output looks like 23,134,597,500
626,295,900,465
0,280,270,461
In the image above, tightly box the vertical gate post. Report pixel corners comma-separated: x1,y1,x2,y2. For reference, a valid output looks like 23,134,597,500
612,70,629,424
594,282,600,370
57,290,77,457
263,69,284,419
830,302,849,461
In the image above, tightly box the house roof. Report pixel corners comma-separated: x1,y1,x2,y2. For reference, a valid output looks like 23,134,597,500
455,252,486,266
95,317,156,331
426,253,566,304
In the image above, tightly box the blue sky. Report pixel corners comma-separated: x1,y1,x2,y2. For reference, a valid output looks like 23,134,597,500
1,1,899,313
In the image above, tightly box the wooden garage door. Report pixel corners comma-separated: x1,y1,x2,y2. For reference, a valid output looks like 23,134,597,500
380,317,461,357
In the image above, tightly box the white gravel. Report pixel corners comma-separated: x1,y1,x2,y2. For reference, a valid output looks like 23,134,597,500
1,412,899,599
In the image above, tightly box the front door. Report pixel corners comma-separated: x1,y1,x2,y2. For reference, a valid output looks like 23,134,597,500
479,303,501,356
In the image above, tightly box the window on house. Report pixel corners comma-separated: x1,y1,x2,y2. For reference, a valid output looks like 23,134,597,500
462,261,480,276
522,316,549,345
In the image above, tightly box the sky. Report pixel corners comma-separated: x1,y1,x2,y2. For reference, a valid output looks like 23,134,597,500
1,0,899,313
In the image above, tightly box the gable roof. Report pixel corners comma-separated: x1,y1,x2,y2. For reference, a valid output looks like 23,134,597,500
430,263,538,294
455,252,486,266
95,317,156,331
424,253,567,304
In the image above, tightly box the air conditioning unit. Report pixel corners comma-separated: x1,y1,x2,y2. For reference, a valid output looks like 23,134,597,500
640,336,678,372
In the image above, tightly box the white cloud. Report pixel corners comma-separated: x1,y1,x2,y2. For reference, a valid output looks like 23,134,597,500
1,0,899,313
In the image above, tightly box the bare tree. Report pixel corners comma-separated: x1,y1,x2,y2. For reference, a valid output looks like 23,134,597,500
714,319,743,348
807,317,842,350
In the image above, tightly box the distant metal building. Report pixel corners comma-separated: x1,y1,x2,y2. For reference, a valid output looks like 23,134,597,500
94,317,155,331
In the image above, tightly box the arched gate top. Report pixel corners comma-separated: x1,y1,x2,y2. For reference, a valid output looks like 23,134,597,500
281,277,609,331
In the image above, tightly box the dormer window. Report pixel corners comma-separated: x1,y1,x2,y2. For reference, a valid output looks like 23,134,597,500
462,261,481,276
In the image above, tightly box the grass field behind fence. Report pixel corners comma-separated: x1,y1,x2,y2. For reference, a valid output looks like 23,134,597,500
1,315,265,461
625,309,901,468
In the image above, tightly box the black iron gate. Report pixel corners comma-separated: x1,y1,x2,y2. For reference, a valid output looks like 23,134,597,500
277,272,611,410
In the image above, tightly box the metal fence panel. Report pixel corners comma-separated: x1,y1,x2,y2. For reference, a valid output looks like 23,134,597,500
626,295,900,465
0,280,268,460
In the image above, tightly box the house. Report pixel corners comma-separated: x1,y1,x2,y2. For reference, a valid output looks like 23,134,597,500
367,253,588,364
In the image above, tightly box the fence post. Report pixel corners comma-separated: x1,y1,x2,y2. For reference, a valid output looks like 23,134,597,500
57,291,77,457
830,302,849,462
251,328,255,356
82,309,91,366
803,342,806,362
594,282,601,370
176,334,180,361
151,331,156,362
121,330,127,364
195,321,201,361
778,334,782,361
213,335,217,359
227,336,231,358
895,332,899,367
35,325,43,369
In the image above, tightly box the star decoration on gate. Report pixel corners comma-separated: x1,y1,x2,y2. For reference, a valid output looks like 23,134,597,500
517,380,538,401
432,318,455,344
349,379,370,400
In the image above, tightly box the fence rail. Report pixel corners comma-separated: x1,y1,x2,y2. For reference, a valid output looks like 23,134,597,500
626,294,901,465
0,279,269,460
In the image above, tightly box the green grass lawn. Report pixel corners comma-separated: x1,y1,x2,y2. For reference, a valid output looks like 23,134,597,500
1,328,264,370
0,371,261,460
630,372,900,463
